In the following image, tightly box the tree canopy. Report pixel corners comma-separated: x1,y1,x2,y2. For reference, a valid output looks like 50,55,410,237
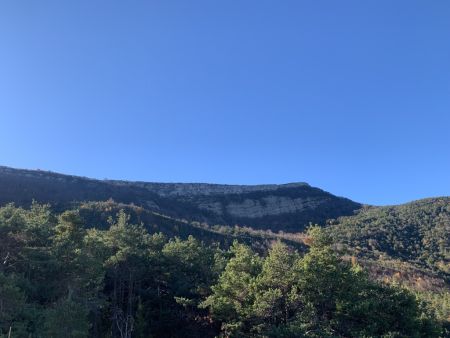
0,204,446,337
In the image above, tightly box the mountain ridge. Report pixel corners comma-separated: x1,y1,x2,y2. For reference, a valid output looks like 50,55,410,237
0,165,312,194
0,165,360,232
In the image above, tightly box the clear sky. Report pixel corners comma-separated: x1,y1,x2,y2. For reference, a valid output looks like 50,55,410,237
0,1,449,205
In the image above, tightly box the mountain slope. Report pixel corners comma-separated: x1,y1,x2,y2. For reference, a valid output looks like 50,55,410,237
328,197,450,280
0,166,448,294
74,200,307,252
0,166,361,232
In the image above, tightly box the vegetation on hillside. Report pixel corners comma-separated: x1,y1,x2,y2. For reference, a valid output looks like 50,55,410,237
328,198,450,279
0,203,447,337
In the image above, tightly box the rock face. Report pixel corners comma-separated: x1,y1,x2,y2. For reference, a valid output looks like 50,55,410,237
225,196,326,218
0,166,361,232
198,196,327,218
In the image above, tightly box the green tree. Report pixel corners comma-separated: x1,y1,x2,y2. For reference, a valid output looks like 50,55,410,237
296,227,441,337
252,241,301,334
103,210,153,338
201,241,262,336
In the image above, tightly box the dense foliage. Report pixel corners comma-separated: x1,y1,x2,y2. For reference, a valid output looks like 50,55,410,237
0,204,446,337
328,198,450,278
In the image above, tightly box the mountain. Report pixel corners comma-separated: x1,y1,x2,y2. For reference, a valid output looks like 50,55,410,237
1,165,448,289
0,166,361,232
0,165,449,333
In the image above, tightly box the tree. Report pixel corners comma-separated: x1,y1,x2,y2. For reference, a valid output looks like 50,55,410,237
204,228,442,337
103,210,153,338
52,211,88,299
252,241,301,334
201,241,262,336
296,227,441,337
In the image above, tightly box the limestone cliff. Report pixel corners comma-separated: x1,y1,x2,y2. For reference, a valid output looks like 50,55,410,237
0,166,361,231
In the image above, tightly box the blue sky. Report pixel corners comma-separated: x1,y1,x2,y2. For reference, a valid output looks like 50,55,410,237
1,1,449,205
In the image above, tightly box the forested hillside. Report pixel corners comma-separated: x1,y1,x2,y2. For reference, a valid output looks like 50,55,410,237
0,204,446,337
328,198,450,280
0,166,449,337
75,200,307,253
